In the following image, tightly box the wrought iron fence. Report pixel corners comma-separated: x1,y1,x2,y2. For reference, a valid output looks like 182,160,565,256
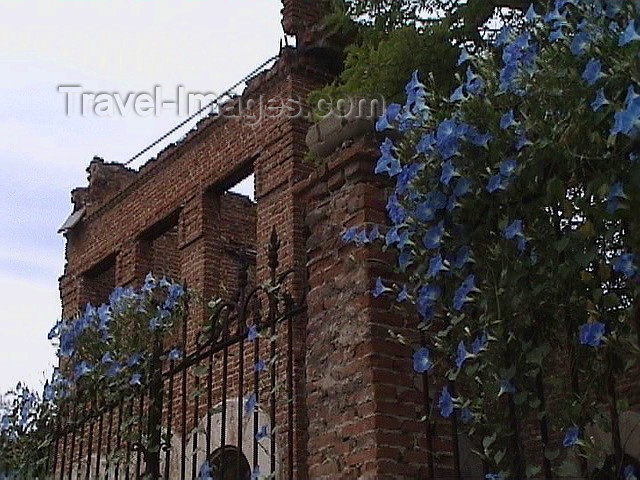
49,229,304,480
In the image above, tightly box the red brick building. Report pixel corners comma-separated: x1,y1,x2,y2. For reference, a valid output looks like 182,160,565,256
54,2,639,479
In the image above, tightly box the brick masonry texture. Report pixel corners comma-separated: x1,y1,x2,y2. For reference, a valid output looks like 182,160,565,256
57,2,639,478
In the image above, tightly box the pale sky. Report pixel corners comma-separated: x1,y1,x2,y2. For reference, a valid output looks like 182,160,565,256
0,0,284,394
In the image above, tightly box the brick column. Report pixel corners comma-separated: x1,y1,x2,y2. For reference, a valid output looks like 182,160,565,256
178,192,221,352
296,137,455,479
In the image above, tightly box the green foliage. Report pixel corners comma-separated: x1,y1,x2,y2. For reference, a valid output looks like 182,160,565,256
353,0,640,477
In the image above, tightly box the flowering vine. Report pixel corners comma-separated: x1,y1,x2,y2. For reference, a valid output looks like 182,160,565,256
346,1,640,477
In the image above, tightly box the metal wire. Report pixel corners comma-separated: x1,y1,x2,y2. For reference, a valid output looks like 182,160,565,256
122,55,279,167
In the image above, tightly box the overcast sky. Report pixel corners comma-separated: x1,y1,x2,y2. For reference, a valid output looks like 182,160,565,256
0,1,284,394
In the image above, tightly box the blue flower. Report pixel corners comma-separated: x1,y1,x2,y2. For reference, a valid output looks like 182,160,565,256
375,138,402,177
375,103,402,132
611,85,640,137
373,277,391,298
417,284,441,309
499,379,516,396
417,132,436,154
438,386,454,418
423,221,445,250
504,220,523,240
74,361,93,379
244,393,257,416
515,135,532,151
367,225,381,242
549,28,566,42
461,407,474,424
428,254,446,279
256,424,270,442
440,160,456,186
168,348,183,361
591,88,609,112
142,272,156,293
582,58,604,86
614,253,637,278
562,425,580,447
453,275,476,310
413,347,433,373
455,341,471,369
457,47,471,66
199,460,213,480
525,3,539,22
398,250,413,271
495,26,512,46
500,109,517,130
624,465,638,480
454,246,471,269
619,20,640,46
385,226,401,247
415,201,436,222
248,325,259,341
396,164,422,194
159,276,171,288
450,85,466,103
255,359,267,372
405,70,425,106
571,31,591,56
342,227,358,244
101,352,115,364
607,182,625,213
106,362,122,378
579,322,606,347
386,195,406,225
544,3,565,23
465,127,492,148
465,67,485,95
129,373,142,387
251,466,261,480
397,285,409,303
425,190,447,210
453,178,471,197
436,119,464,159
499,158,517,177
486,474,502,480
487,175,505,193
128,352,144,367
471,330,488,354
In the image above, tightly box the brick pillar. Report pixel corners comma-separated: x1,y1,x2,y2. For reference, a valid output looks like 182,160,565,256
296,137,456,479
281,0,330,41
178,192,221,352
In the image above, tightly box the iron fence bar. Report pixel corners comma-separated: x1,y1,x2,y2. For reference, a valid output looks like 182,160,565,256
191,344,202,480
136,391,144,478
180,366,187,480
220,343,229,480
77,411,85,480
115,400,123,480
52,416,61,478
449,380,461,479
105,406,114,480
146,333,163,479
124,398,133,480
206,351,214,462
67,404,77,480
163,366,175,480
252,315,261,469
58,417,67,480
420,330,435,479
85,403,95,480
95,409,104,479
236,328,246,477
287,305,294,479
